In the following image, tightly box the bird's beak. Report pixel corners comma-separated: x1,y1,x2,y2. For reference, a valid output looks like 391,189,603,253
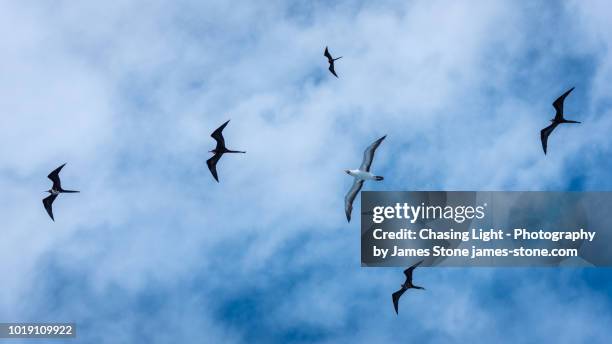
344,170,350,174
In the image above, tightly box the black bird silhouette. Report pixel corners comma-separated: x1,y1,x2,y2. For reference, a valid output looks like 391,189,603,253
43,163,79,221
392,260,425,315
540,87,581,155
324,46,342,78
207,120,246,182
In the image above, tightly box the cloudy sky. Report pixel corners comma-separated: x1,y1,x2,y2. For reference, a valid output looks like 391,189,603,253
1,0,612,343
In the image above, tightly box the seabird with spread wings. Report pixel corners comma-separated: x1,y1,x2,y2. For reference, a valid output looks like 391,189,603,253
324,46,342,78
540,87,581,155
392,260,425,315
344,135,386,222
43,163,79,221
207,120,246,182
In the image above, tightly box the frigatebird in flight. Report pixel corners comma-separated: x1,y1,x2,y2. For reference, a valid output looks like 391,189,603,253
207,120,246,182
43,163,79,221
540,87,581,155
392,260,425,315
344,135,386,222
324,46,342,78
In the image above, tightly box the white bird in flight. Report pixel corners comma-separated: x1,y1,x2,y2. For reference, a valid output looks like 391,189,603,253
344,135,386,222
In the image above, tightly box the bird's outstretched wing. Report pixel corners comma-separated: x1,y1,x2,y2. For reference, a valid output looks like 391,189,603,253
360,135,386,172
392,288,407,315
47,163,66,190
206,154,222,182
344,179,364,222
211,120,230,150
328,64,338,78
43,194,58,221
553,87,574,121
540,122,559,155
324,46,332,61
404,260,424,282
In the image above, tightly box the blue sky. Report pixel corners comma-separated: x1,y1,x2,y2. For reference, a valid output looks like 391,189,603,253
1,0,612,343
